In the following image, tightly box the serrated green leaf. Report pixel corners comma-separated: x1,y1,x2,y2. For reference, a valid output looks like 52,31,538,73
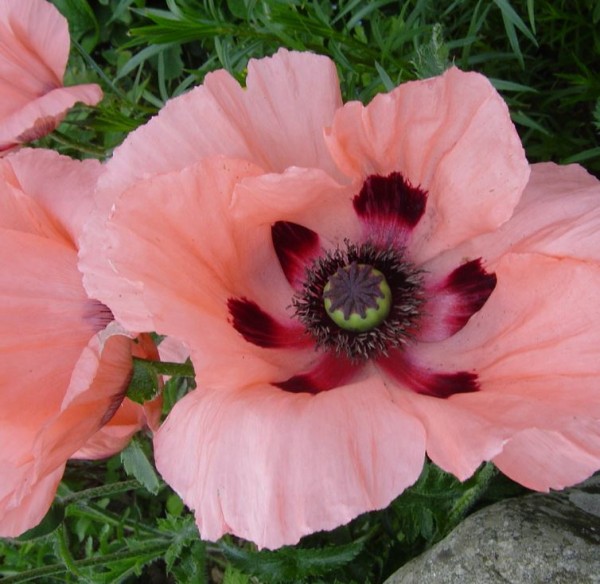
126,357,161,404
221,538,365,583
223,565,252,584
120,439,160,494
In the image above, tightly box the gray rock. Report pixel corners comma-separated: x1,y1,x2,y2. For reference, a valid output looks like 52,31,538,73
384,478,600,584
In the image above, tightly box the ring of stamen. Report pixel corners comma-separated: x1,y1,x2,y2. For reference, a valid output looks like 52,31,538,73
292,241,424,361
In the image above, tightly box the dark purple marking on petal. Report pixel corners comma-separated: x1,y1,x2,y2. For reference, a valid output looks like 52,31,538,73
378,351,479,398
271,221,321,290
83,299,115,332
228,297,311,349
275,353,360,394
353,172,427,245
418,259,497,342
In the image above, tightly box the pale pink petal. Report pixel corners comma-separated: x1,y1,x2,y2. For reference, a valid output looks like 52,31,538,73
0,328,133,536
0,148,101,243
0,465,64,538
391,391,508,480
99,49,342,199
0,0,102,151
493,422,600,491
0,148,135,536
155,378,426,549
0,84,102,152
405,253,600,485
414,253,600,381
234,167,359,246
81,158,315,387
0,0,69,114
325,67,529,262
72,398,150,460
423,162,600,276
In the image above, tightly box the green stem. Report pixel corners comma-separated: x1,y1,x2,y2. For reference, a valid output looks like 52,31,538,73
59,479,142,505
0,540,168,583
67,502,164,538
133,357,195,377
50,130,108,157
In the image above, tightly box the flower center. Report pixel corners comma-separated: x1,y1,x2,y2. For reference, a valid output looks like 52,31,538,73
293,241,424,361
323,263,391,332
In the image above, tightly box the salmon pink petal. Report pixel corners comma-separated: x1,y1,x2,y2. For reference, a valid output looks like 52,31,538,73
409,253,600,486
81,157,266,333
392,392,509,480
325,67,529,262
154,379,426,549
0,148,136,536
417,259,497,342
414,253,600,381
0,465,64,538
81,158,314,388
0,0,102,151
72,399,150,460
493,423,600,491
0,85,103,152
233,167,358,244
0,0,68,109
1,149,101,244
0,327,133,536
99,49,342,198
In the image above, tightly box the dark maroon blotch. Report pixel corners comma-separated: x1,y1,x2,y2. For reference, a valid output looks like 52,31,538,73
423,371,480,398
378,351,480,399
274,353,359,395
353,172,427,228
271,221,320,288
228,297,308,349
446,259,497,315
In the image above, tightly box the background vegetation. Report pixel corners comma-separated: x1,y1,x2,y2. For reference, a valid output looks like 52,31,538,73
1,0,599,582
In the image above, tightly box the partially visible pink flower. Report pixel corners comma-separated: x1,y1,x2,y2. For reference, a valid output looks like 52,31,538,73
73,334,163,461
0,149,148,537
0,0,102,154
80,50,600,549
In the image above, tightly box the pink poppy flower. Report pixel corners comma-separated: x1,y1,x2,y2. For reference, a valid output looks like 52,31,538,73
0,148,152,537
80,50,600,549
0,0,102,154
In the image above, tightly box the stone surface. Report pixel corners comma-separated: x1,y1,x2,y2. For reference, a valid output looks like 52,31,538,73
385,476,600,584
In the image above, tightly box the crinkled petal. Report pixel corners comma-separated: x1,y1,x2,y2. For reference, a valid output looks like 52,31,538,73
493,422,600,491
155,378,426,549
0,464,63,538
234,167,359,246
0,148,101,244
408,253,600,485
0,327,133,536
81,157,314,387
98,49,343,199
424,162,600,276
0,84,102,152
0,0,68,114
325,67,529,262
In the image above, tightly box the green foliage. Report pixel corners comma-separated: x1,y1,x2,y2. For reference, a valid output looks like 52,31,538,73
221,537,365,583
120,438,161,495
